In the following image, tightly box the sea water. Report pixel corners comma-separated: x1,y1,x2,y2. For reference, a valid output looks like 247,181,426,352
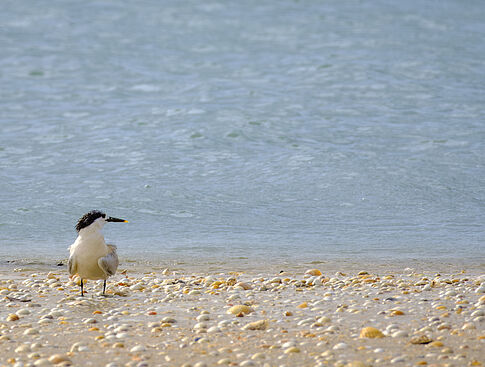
0,1,484,268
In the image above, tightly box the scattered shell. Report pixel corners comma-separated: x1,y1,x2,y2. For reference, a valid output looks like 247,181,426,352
70,342,87,352
346,362,368,367
33,359,51,366
284,346,301,353
360,327,385,338
391,330,409,338
305,269,322,276
6,313,20,321
235,282,252,290
227,305,252,315
24,328,39,335
242,319,269,330
333,342,348,350
410,335,432,344
48,355,72,365
130,345,146,353
390,356,406,364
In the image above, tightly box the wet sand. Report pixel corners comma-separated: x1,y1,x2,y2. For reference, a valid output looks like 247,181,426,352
0,264,484,367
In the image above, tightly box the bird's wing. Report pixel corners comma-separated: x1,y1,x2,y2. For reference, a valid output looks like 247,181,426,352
67,254,77,276
98,244,119,277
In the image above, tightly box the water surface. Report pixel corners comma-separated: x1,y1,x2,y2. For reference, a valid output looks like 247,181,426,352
0,1,484,267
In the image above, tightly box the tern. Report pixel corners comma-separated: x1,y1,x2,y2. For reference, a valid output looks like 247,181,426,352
68,210,128,296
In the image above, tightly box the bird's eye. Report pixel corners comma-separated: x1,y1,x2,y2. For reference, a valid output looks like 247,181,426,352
102,214,106,218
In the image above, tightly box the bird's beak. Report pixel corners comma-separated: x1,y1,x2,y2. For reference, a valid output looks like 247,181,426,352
106,216,129,223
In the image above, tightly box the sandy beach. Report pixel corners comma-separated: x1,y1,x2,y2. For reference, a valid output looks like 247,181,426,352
1,264,484,367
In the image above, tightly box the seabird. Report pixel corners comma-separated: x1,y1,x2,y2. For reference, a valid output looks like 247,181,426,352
68,210,128,296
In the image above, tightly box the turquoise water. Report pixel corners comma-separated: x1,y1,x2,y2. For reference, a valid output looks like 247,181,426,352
1,1,484,266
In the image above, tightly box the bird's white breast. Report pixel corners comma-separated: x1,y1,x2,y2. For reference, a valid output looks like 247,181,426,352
69,230,109,280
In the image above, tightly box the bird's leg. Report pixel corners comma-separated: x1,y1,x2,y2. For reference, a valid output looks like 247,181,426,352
80,278,84,297
103,280,106,296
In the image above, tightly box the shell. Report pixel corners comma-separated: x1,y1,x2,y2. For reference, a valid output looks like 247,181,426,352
410,335,432,344
346,362,369,367
227,305,253,315
235,282,252,290
6,314,19,321
359,327,385,338
48,354,71,365
390,310,405,316
305,269,322,276
242,319,269,330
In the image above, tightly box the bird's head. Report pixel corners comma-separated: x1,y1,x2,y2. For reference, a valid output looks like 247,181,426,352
75,210,128,232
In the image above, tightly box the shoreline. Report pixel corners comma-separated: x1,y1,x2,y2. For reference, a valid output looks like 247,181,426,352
1,264,484,367
1,255,484,275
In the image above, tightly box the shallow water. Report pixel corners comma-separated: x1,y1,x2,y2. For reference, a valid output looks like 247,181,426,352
0,1,484,267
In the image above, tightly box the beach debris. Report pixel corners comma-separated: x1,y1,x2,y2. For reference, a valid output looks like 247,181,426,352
410,335,432,344
48,354,72,365
227,304,252,315
359,327,385,338
6,313,20,321
305,269,322,276
242,319,269,330
6,296,31,302
0,267,483,366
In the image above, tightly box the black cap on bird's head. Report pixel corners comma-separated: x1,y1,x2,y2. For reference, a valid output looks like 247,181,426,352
75,210,128,232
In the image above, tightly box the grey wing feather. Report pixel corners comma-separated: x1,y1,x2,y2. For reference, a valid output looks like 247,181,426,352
98,244,119,277
68,255,77,276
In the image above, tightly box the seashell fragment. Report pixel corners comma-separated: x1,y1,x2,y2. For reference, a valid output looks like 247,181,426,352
227,305,252,315
410,335,432,344
6,313,20,321
346,361,369,367
305,269,322,276
242,319,269,330
235,282,252,290
359,327,384,338
284,346,301,353
48,354,72,365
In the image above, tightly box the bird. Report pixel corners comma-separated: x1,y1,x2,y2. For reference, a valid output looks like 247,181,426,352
68,210,128,296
